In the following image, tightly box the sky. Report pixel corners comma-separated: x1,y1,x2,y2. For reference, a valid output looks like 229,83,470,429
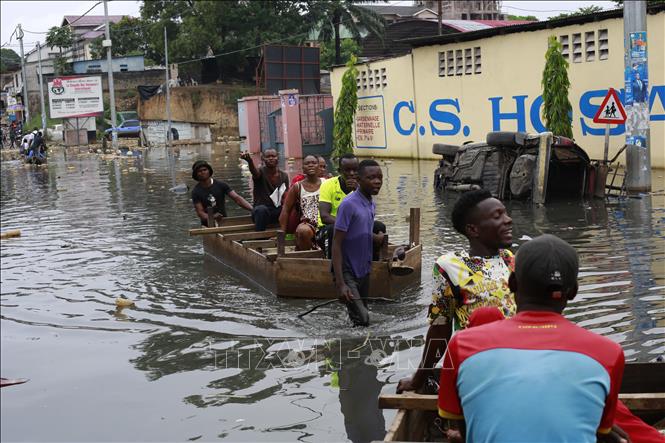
1,0,620,54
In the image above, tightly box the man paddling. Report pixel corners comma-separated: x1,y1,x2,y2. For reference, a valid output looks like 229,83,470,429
438,234,625,442
191,160,252,226
397,189,515,393
332,159,383,326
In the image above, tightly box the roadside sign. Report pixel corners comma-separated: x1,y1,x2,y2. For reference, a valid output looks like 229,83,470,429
593,88,627,124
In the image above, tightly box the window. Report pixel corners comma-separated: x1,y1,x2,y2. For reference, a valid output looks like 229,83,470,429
368,70,374,89
559,35,570,59
464,48,472,75
446,50,454,76
455,49,463,75
361,70,367,89
381,67,387,88
598,29,609,60
374,69,380,89
438,51,446,77
585,31,595,61
439,47,481,76
572,33,582,63
474,47,481,73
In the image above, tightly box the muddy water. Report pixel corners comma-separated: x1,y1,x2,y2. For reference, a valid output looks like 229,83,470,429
1,145,664,442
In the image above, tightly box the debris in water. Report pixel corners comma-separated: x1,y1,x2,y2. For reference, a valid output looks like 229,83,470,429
0,230,21,240
115,297,135,308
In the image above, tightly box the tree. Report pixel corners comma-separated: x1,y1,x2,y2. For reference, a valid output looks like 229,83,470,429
506,14,538,21
139,1,311,80
320,38,359,70
332,55,359,158
549,5,604,20
46,25,74,75
307,1,385,65
0,48,21,72
541,36,573,138
89,17,148,60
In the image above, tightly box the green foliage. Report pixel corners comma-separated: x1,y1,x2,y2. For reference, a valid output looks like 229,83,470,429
506,14,538,21
140,1,312,79
53,57,72,76
0,48,21,72
549,5,604,20
46,26,74,75
46,26,74,53
542,36,573,138
306,0,385,65
320,38,359,70
332,56,358,158
89,17,147,60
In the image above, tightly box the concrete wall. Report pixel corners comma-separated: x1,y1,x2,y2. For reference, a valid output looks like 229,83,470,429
72,56,146,74
331,11,665,168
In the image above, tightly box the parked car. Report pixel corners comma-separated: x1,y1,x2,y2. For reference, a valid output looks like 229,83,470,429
105,120,141,140
433,131,591,201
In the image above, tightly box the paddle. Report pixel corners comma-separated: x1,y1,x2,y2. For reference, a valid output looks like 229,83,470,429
297,297,398,318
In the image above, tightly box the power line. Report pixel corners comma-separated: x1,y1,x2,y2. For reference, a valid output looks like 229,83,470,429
502,5,595,13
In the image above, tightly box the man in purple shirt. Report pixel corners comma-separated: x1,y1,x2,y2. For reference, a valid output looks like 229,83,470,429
332,159,383,326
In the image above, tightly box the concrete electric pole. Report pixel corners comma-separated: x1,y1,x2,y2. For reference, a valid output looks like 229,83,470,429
36,42,47,132
623,0,651,194
17,24,30,125
103,0,118,149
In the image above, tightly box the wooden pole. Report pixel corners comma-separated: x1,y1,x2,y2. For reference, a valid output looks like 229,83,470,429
409,207,420,246
277,230,286,257
207,207,216,228
532,132,553,205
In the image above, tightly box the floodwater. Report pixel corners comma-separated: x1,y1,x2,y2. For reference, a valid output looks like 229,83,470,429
1,144,664,442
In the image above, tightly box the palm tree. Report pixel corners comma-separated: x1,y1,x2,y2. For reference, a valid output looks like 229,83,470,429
308,1,385,65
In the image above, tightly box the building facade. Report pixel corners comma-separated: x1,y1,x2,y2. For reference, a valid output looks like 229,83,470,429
330,8,665,168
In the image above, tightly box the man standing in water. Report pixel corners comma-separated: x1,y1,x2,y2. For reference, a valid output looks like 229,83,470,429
332,159,383,326
191,160,252,226
397,189,515,392
241,149,289,231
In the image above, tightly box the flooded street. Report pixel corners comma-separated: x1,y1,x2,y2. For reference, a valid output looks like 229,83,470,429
1,144,664,442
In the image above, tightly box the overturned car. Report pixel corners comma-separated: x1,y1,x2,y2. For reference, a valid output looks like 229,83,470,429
433,131,591,202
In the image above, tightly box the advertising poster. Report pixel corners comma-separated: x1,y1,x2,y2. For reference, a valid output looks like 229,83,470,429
48,76,104,119
624,32,649,147
354,95,387,149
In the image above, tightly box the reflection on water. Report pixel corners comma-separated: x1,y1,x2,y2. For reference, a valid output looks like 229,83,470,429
1,145,664,442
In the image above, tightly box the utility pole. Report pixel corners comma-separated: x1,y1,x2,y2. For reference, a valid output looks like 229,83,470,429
164,26,173,169
623,0,651,194
103,0,118,149
36,42,47,132
438,0,443,35
17,24,30,125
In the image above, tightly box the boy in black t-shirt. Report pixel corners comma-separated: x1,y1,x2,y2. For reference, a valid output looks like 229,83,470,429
191,160,252,226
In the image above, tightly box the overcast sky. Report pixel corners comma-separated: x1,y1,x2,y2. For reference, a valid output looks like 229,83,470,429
1,0,619,53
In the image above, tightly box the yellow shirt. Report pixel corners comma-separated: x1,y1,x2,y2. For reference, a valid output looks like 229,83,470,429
317,176,349,227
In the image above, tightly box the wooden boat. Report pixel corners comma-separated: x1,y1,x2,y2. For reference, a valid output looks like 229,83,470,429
379,362,665,441
190,208,422,299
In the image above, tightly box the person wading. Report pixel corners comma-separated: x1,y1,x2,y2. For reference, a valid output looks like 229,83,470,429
241,149,289,231
191,160,252,226
332,159,383,327
279,155,323,251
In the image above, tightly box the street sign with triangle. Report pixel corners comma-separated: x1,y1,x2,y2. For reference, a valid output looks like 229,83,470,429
593,88,627,124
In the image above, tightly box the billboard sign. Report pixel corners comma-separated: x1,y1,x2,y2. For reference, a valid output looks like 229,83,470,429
48,76,104,119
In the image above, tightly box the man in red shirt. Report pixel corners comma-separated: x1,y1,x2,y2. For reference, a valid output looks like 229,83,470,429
438,234,625,442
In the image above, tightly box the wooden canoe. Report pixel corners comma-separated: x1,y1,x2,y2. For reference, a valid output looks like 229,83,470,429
191,208,422,299
380,362,665,441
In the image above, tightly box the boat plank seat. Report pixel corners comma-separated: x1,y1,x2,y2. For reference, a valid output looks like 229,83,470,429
222,230,281,241
266,249,325,261
242,238,296,249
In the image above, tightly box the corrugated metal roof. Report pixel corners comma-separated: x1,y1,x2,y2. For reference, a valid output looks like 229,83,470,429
62,15,125,27
360,5,432,17
440,19,534,32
